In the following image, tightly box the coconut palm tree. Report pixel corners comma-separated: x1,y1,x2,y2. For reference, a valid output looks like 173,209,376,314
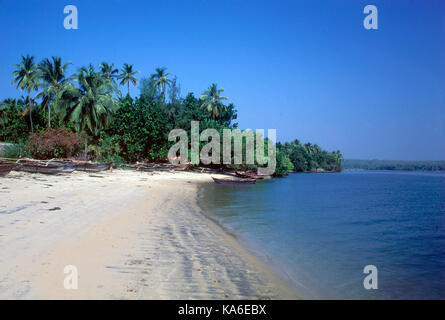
200,83,228,120
150,67,172,104
37,56,73,128
57,65,118,158
333,150,343,169
99,62,119,81
12,55,41,132
117,63,139,97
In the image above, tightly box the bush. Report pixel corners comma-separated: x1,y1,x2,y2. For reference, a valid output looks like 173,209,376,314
274,152,294,176
2,143,25,158
107,97,171,162
88,135,124,165
0,102,29,143
26,128,83,159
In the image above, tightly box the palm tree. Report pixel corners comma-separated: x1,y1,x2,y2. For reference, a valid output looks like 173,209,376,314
12,55,41,132
150,67,172,104
333,150,343,169
99,62,119,81
58,65,118,158
117,63,139,97
200,83,228,120
37,56,73,128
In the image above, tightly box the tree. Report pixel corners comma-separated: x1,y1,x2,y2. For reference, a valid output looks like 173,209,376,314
61,65,119,158
0,98,29,143
12,55,41,132
107,97,170,162
99,62,119,82
275,151,294,176
200,83,228,120
0,99,11,126
150,67,172,104
37,56,73,128
139,77,159,100
118,63,139,97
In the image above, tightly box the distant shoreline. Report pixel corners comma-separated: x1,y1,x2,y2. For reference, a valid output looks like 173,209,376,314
342,159,445,171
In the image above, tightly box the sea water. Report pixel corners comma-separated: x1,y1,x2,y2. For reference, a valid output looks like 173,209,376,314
198,171,445,299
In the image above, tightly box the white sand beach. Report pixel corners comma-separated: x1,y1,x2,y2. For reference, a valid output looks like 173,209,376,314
0,169,298,299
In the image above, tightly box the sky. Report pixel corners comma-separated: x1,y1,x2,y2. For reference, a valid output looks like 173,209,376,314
0,0,444,160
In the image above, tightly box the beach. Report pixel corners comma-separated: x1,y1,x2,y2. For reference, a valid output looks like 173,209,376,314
0,169,297,299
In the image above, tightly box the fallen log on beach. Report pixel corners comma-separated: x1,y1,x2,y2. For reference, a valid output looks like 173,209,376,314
125,162,191,172
7,158,113,175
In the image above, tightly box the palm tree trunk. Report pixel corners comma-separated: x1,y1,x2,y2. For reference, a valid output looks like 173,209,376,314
28,90,34,133
48,105,51,128
128,82,130,97
162,86,166,107
84,136,88,160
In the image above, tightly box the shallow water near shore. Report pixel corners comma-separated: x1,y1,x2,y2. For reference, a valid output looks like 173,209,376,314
198,171,445,299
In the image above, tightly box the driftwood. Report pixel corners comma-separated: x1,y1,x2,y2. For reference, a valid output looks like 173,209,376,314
0,162,16,177
10,158,112,174
125,162,191,172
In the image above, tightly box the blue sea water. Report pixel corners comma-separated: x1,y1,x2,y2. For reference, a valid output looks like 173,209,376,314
198,171,445,299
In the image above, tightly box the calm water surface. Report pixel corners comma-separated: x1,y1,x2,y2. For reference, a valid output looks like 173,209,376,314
198,171,445,299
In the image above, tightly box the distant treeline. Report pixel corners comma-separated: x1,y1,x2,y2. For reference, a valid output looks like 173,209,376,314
276,140,343,173
343,159,445,171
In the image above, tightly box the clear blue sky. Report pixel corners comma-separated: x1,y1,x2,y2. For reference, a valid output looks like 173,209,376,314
1,0,444,160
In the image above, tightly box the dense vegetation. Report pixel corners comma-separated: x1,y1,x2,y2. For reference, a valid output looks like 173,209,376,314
343,159,445,171
277,140,343,173
0,54,343,176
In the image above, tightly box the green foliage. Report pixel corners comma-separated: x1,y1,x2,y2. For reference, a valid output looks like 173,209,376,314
36,56,72,128
99,62,119,82
11,55,42,133
151,67,172,103
0,98,29,143
88,135,124,165
63,65,119,138
139,77,159,101
278,140,342,172
342,159,445,171
275,151,294,176
2,143,25,158
107,96,171,162
200,83,228,120
118,63,139,96
3,57,343,175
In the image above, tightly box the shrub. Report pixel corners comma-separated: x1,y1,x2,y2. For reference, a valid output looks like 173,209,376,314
88,135,124,165
26,128,83,159
0,102,29,143
274,152,294,176
107,97,171,162
2,143,26,158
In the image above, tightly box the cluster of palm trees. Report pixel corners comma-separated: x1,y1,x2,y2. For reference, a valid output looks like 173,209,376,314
9,55,139,135
2,54,233,159
147,68,229,119
8,55,231,135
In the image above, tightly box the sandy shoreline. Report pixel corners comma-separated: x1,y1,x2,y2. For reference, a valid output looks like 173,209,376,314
0,169,298,299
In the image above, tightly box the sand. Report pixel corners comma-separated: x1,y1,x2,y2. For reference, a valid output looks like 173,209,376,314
0,169,298,299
